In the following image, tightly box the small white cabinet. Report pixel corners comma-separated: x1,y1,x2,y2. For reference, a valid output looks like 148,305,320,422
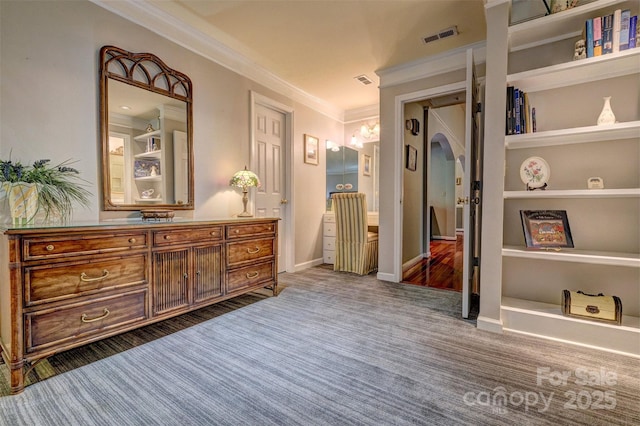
323,213,336,264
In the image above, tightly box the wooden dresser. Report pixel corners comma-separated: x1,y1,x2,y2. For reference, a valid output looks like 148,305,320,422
0,218,278,394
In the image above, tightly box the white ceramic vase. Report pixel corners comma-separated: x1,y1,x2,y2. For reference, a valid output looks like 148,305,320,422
597,96,616,126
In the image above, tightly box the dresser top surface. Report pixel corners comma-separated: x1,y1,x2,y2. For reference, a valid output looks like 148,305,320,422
1,217,280,235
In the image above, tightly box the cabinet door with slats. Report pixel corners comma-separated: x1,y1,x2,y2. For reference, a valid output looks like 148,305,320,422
193,244,223,303
152,248,189,315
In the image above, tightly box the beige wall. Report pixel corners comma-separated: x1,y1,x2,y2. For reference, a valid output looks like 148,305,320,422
402,102,424,264
0,0,339,268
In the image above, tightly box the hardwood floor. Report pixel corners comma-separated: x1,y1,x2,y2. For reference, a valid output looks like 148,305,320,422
402,234,463,291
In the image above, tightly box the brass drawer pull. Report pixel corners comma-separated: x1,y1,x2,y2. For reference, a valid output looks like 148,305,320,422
45,244,55,251
163,235,171,240
210,231,218,236
81,308,110,323
80,269,110,282
234,229,240,234
246,246,261,254
129,237,137,244
246,271,259,279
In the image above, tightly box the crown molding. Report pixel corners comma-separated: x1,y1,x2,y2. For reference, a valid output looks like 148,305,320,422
376,41,487,89
90,0,345,122
344,104,380,123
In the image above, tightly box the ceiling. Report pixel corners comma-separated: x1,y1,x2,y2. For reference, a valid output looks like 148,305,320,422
146,0,488,115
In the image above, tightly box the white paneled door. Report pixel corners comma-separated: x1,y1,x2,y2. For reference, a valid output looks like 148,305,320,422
254,102,288,273
462,49,483,318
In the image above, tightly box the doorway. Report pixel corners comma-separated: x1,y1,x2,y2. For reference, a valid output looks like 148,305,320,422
250,92,293,273
402,99,466,292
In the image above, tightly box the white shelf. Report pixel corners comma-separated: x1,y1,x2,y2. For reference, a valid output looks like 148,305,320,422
502,245,640,268
134,175,161,182
507,48,640,92
504,188,640,199
508,0,636,51
501,297,640,357
133,129,161,141
134,150,162,159
505,121,640,149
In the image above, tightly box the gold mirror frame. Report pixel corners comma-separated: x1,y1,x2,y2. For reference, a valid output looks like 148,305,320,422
99,45,194,211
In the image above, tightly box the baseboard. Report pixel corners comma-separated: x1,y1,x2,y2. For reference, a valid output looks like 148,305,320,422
432,236,457,241
376,272,397,283
477,315,504,333
402,253,427,273
294,258,324,272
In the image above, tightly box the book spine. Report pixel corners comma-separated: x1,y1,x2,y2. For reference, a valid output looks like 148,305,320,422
619,10,631,51
514,89,521,135
531,108,536,133
524,92,531,134
602,14,614,54
586,19,594,57
593,16,603,56
612,9,622,53
630,16,638,49
506,86,513,135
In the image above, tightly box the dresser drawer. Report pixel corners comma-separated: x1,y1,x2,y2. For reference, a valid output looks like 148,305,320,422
23,232,147,261
323,236,336,251
324,251,335,264
324,222,336,237
24,254,148,306
153,226,223,246
25,289,148,353
227,238,274,266
226,222,276,239
323,214,336,223
226,261,274,293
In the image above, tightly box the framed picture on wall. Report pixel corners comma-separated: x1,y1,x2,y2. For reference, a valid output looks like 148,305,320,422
363,154,371,176
405,144,417,171
520,210,574,249
304,134,319,165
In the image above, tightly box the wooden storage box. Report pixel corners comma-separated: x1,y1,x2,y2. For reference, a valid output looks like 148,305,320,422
561,290,622,325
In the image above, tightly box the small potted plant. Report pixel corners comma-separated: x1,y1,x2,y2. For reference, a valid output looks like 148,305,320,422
0,158,91,225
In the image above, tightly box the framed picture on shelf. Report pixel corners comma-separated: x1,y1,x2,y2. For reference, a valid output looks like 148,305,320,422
304,134,319,165
520,210,574,249
134,159,161,178
362,154,371,176
405,144,417,171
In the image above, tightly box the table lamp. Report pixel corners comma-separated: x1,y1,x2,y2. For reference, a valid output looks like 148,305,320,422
229,166,261,217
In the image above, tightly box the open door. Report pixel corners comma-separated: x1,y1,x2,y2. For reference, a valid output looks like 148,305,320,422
462,49,483,318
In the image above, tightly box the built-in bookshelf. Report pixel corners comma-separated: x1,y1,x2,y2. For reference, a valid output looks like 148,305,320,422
486,0,640,357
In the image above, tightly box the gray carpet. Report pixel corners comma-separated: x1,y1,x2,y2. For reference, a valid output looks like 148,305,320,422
0,266,638,425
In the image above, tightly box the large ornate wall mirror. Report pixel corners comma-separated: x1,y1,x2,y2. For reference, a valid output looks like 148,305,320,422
100,45,194,210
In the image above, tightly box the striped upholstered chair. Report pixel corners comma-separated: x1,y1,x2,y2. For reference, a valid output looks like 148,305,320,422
332,193,378,275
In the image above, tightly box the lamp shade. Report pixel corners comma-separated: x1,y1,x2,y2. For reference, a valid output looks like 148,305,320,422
229,166,261,189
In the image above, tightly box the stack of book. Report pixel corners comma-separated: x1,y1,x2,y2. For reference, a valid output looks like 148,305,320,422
585,9,638,58
505,86,534,136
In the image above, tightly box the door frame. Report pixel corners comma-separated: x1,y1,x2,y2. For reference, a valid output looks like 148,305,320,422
250,91,294,273
392,81,466,283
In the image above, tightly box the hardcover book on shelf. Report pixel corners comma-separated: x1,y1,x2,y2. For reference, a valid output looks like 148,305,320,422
520,210,574,250
612,9,622,53
585,18,594,57
619,10,631,51
631,15,639,48
593,16,603,56
514,88,521,135
602,13,614,54
506,86,514,135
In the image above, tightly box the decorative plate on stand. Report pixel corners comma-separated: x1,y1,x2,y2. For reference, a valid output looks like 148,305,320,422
520,156,550,190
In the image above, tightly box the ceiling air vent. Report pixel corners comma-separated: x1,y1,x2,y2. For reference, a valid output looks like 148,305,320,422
422,26,458,44
354,74,373,85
